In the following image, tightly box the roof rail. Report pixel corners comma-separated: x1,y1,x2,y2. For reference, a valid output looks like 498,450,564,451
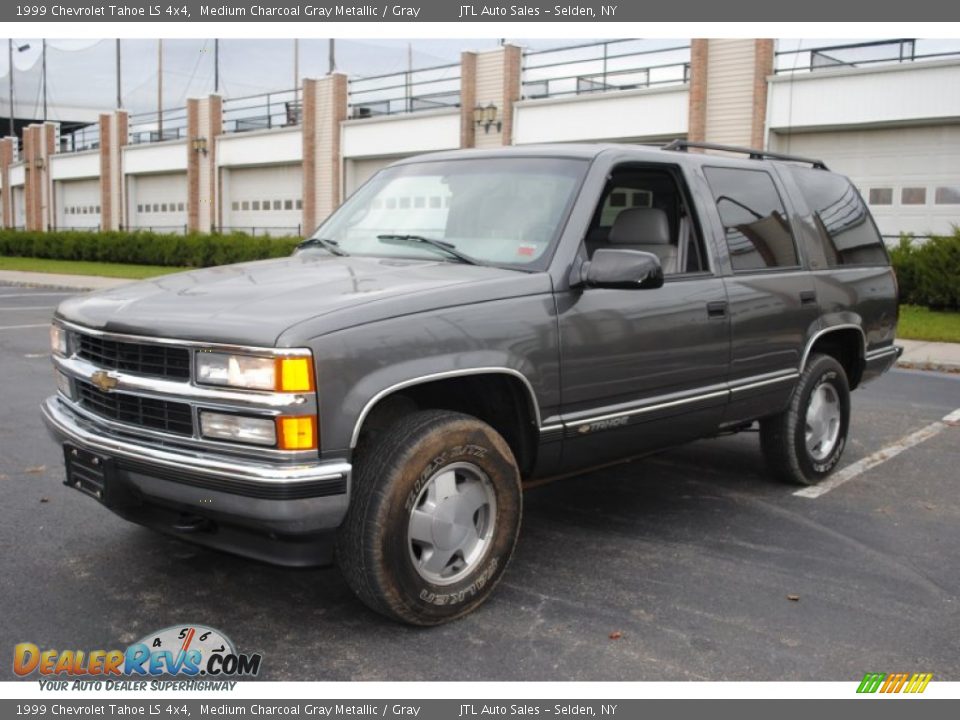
661,140,829,170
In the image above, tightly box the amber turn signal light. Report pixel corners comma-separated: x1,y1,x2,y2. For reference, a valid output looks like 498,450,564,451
276,415,318,450
277,356,315,392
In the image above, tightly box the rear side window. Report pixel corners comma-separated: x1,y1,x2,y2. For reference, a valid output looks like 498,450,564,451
703,167,800,272
790,167,888,267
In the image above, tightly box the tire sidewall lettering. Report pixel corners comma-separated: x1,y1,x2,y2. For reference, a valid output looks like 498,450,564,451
384,432,517,616
799,366,849,478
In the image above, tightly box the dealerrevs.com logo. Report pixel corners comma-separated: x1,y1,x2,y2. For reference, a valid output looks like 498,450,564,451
14,625,261,689
856,672,933,694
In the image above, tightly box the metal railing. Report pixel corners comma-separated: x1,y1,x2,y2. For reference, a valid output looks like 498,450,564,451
126,224,189,234
348,62,461,119
127,107,190,145
775,39,960,74
522,40,691,100
218,225,302,237
222,88,301,134
54,225,101,231
60,124,100,154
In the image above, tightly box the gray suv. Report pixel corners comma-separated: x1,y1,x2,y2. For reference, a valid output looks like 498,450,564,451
43,142,901,625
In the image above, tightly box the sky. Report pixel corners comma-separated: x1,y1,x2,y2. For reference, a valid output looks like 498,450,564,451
0,38,578,119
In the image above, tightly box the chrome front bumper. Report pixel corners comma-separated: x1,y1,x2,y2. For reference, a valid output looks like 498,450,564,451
41,395,352,566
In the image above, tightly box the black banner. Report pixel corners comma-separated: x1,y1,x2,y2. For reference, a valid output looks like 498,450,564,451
3,0,959,23
2,699,960,720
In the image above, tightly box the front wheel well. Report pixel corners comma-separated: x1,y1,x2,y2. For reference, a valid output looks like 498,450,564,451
805,328,865,389
354,374,539,477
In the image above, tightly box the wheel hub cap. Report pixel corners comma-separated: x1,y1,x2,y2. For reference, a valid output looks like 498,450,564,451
407,462,497,586
805,383,841,462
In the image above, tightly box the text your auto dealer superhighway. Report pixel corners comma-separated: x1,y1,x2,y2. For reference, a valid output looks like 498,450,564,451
200,4,421,17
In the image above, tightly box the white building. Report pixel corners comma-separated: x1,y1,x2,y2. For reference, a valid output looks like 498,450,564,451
1,38,958,241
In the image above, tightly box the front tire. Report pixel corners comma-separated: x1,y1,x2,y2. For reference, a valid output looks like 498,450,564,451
760,353,851,486
337,410,522,625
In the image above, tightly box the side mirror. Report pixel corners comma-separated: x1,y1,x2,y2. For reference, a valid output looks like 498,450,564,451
580,248,664,289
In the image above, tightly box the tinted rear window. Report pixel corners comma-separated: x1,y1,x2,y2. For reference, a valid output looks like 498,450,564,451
703,167,800,272
790,167,889,267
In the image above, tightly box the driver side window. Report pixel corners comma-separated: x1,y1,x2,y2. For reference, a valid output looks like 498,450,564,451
586,166,709,276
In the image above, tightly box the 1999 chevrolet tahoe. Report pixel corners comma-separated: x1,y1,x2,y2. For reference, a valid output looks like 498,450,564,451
43,142,901,625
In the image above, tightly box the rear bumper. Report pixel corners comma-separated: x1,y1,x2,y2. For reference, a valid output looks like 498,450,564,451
41,395,351,566
861,344,903,385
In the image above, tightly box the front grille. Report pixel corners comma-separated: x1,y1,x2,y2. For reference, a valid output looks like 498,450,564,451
76,334,190,380
76,380,194,436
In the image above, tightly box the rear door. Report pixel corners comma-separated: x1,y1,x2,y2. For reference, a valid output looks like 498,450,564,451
699,165,820,425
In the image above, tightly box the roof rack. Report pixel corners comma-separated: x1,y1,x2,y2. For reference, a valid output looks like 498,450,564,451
661,140,829,170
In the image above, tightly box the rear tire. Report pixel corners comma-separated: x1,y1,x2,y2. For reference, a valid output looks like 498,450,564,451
760,353,850,486
337,409,522,625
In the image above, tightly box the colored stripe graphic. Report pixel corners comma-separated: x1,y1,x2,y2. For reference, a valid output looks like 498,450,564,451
857,672,932,694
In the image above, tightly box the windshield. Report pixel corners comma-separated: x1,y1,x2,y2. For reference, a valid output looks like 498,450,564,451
305,157,588,269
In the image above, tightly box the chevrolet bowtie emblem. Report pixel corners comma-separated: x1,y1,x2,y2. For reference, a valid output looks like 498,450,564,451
90,370,119,392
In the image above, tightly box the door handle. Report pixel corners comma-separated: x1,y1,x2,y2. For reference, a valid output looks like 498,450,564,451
800,290,818,306
707,301,728,318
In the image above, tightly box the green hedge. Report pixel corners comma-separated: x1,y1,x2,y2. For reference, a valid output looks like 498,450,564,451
0,229,301,268
890,227,960,311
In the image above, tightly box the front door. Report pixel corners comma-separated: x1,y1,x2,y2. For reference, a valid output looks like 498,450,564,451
557,164,731,470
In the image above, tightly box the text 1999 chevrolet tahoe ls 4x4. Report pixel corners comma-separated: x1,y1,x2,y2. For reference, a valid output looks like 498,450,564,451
43,142,901,624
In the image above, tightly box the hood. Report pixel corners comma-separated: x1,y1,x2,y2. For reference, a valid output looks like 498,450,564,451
55,253,550,347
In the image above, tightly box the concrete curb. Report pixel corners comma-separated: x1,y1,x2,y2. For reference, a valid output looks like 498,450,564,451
897,360,960,374
0,270,132,292
896,338,960,374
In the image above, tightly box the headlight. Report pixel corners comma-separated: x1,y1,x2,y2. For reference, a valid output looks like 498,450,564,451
195,352,314,392
199,411,277,446
50,324,67,357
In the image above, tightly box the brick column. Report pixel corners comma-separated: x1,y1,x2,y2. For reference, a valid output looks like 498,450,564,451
459,52,477,149
187,95,223,233
41,123,56,230
23,125,52,231
469,46,521,149
687,39,709,143
98,114,112,231
692,38,772,150
0,137,13,228
501,44,522,146
301,73,348,235
751,40,775,150
209,96,222,232
98,111,129,231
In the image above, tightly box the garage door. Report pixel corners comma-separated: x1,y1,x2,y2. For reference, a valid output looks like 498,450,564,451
770,126,960,239
13,186,25,229
56,178,101,230
128,173,187,233
223,165,302,236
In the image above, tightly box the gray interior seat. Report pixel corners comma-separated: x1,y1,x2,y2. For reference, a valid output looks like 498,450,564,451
608,207,677,274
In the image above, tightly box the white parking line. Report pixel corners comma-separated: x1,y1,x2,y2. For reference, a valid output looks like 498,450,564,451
0,324,48,331
795,407,960,499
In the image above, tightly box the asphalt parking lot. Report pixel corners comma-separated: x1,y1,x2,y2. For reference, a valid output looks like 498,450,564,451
2,282,959,682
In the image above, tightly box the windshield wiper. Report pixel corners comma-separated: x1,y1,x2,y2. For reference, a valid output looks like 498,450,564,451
296,237,350,257
377,234,481,266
